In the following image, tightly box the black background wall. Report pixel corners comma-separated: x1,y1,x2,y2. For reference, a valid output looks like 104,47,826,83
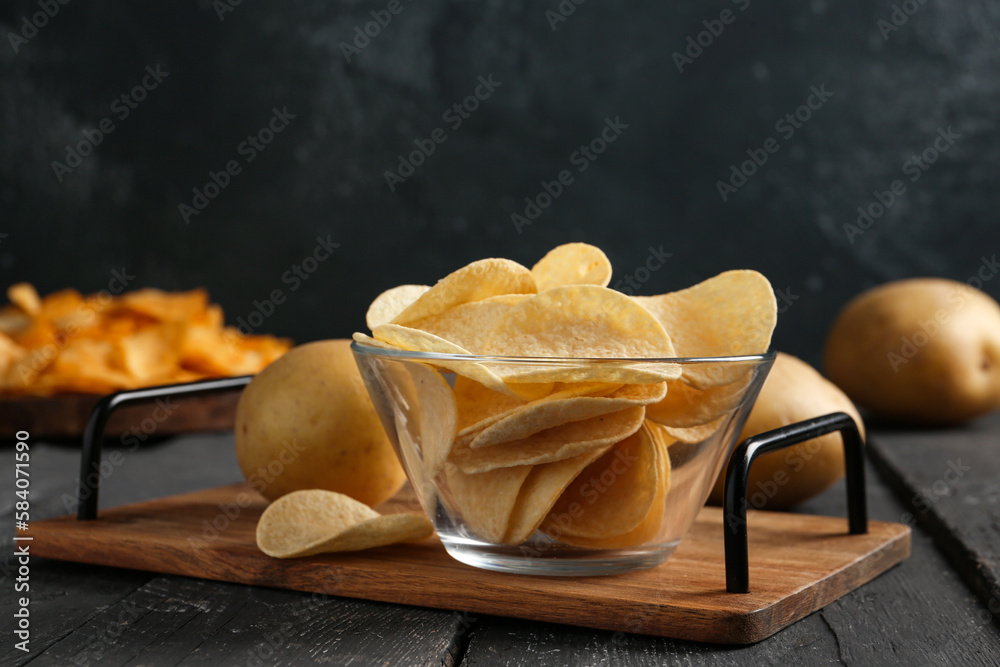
2,0,998,368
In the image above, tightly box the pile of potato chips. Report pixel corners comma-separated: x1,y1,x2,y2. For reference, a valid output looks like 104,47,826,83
0,283,291,396
354,242,778,549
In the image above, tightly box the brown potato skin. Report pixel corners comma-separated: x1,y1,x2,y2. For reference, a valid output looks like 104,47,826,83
707,353,864,510
234,339,406,505
823,278,1000,425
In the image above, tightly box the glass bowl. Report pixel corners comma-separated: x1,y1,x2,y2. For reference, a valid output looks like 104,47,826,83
352,341,775,576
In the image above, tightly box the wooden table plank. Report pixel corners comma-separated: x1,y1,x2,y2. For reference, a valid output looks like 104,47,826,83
0,436,469,667
461,459,1000,664
867,411,1000,616
27,483,910,645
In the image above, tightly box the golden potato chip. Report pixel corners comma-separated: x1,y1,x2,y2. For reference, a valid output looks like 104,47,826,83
482,285,677,359
371,323,521,397
548,426,672,549
406,294,527,353
543,422,659,539
645,374,750,427
634,270,776,387
450,406,646,473
116,327,183,385
455,380,622,437
0,283,291,396
117,288,210,322
531,242,612,292
446,463,532,543
468,382,666,449
7,283,42,316
256,489,432,558
454,375,529,434
502,445,610,544
660,414,728,443
366,284,430,330
406,362,458,480
391,258,537,326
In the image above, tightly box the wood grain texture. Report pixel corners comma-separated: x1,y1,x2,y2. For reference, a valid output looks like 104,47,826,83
867,411,1000,623
0,390,240,440
463,459,1000,665
29,483,910,645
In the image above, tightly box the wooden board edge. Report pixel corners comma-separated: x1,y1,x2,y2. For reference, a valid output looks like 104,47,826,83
30,516,913,645
731,523,912,644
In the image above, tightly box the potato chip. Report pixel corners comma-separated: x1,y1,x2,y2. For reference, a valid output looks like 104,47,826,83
502,445,611,544
445,463,532,543
454,375,529,434
406,294,527,353
468,382,666,449
406,362,458,480
117,288,210,322
391,258,537,326
482,285,677,359
450,406,646,473
548,426,672,549
7,283,42,316
645,374,750,427
660,414,728,443
116,327,183,384
634,270,776,387
256,489,432,558
543,422,660,539
531,242,612,292
366,284,430,330
0,283,291,396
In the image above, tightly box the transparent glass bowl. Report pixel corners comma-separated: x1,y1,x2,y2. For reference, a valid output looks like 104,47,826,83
353,342,775,576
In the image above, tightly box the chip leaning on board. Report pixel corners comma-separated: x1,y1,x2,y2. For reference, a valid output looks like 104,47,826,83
0,283,291,396
353,242,777,548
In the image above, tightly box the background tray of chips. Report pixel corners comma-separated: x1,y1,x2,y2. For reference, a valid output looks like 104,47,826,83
0,391,240,441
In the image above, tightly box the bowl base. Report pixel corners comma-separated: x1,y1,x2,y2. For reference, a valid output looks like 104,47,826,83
439,534,679,576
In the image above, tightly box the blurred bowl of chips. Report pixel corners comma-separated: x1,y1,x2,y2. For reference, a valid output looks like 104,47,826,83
353,342,776,576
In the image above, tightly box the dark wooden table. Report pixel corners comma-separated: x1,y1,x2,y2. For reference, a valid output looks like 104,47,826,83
4,414,1000,666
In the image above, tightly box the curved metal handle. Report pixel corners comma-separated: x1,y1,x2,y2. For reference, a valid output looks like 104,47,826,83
723,412,867,593
77,376,253,520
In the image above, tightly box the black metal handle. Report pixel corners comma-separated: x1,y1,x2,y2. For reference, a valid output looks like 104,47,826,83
77,376,253,520
723,411,867,594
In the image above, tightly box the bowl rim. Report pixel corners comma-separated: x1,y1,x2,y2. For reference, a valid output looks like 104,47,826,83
351,340,777,365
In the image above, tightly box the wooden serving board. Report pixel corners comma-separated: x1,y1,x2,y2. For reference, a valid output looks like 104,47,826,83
0,391,240,440
30,483,910,645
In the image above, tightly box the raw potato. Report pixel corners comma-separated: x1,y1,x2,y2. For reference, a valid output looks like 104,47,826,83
824,278,1000,424
235,339,407,505
707,353,865,510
